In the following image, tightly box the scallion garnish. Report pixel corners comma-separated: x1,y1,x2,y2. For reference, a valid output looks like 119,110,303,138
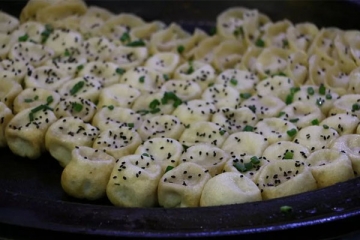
233,26,244,37
177,45,185,54
126,39,146,47
240,93,252,99
233,162,247,172
120,32,131,43
41,24,53,43
70,81,85,95
219,129,226,135
325,93,332,100
29,104,53,121
316,98,324,106
287,128,297,137
64,49,71,57
24,98,33,103
127,122,134,128
139,76,145,83
116,68,126,75
319,84,326,95
186,62,194,75
352,103,360,112
255,38,265,47
165,165,174,173
250,156,260,164
71,102,83,112
323,124,329,129
149,99,161,109
137,109,149,116
289,118,299,123
18,34,29,42
311,119,319,125
284,151,294,159
107,105,114,110
307,87,315,95
230,78,238,86
248,105,256,113
278,111,286,117
163,74,170,81
142,153,149,157
243,125,254,132
46,95,53,105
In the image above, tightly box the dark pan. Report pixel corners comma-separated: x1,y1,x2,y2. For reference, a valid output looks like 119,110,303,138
1,1,360,239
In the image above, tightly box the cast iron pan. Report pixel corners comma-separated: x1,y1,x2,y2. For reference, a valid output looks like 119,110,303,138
1,1,360,239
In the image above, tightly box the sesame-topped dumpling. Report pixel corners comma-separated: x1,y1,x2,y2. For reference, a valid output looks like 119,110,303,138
330,134,360,175
173,61,216,90
254,118,298,144
160,80,202,101
135,137,183,173
158,162,212,208
200,172,262,207
293,125,339,152
255,76,295,102
61,146,115,200
137,115,185,141
57,76,102,103
109,45,148,70
256,160,317,200
13,88,60,114
239,95,286,120
45,116,99,167
211,107,258,134
0,102,14,147
306,149,354,188
9,41,54,67
92,106,143,132
221,131,269,157
132,91,180,120
179,121,229,148
262,140,310,162
172,99,216,125
77,61,120,87
189,35,222,64
0,59,33,84
320,113,359,135
97,83,140,109
11,21,46,44
279,101,325,129
106,154,162,207
348,67,360,94
93,126,142,159
223,155,269,181
24,66,72,91
180,143,229,176
212,39,246,71
45,47,87,76
292,84,339,115
0,78,23,109
5,105,57,159
145,52,180,75
0,11,19,34
53,96,97,122
201,84,240,109
119,66,166,92
81,37,115,62
329,94,360,119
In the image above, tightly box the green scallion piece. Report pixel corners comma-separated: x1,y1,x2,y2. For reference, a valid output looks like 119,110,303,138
282,39,289,48
233,26,244,37
177,45,185,54
18,34,29,42
163,74,170,81
41,24,53,43
234,162,247,172
311,119,319,125
24,98,33,103
278,111,286,117
120,32,131,43
244,162,253,171
46,95,53,105
316,98,324,106
219,129,226,135
250,156,260,164
287,128,297,137
289,118,299,123
230,78,238,86
325,93,332,100
186,63,194,75
307,87,315,95
243,125,254,132
107,105,114,110
64,49,71,57
248,105,256,114
139,76,145,83
240,93,252,99
319,84,326,95
127,122,134,128
70,81,85,95
126,39,146,47
284,151,294,159
255,38,265,47
76,64,84,72
323,124,329,129
149,99,161,109
116,68,126,75
352,103,360,112
165,165,174,173
182,144,189,151
137,109,149,116
71,102,83,112
142,153,149,157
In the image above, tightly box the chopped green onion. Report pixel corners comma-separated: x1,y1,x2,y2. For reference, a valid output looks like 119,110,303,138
233,26,244,37
24,98,33,103
290,87,300,95
248,105,256,114
71,102,83,112
316,98,325,106
139,76,145,83
319,84,326,95
244,162,253,171
243,125,254,132
70,81,85,95
280,205,292,213
137,109,149,116
18,34,29,42
163,74,170,81
127,122,134,128
182,144,189,151
29,104,53,121
284,151,294,159
142,153,149,157
116,68,126,75
149,99,161,109
240,93,252,99
41,24,53,43
46,95,53,105
282,39,289,48
64,49,71,57
278,111,285,117
287,128,297,137
186,62,194,74
234,162,247,172
208,83,214,87
34,95,39,100
165,165,174,173
126,39,146,47
107,105,114,110
250,156,260,164
352,103,360,112
325,93,332,100
285,94,293,105
120,32,131,43
219,129,226,135
311,119,319,125
161,91,183,107
323,124,329,129
289,118,299,123
307,87,315,95
76,64,84,72
177,45,185,54
230,78,238,86
272,72,287,77
255,38,265,47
